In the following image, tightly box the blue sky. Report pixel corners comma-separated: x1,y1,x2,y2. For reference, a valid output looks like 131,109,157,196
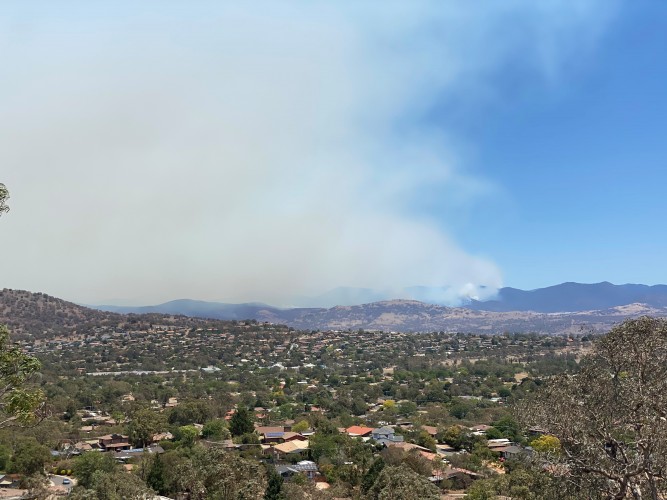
0,1,665,305
428,1,667,289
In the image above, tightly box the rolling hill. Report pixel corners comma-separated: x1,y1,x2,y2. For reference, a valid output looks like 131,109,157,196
468,282,667,312
94,282,667,333
5,283,667,337
0,289,213,340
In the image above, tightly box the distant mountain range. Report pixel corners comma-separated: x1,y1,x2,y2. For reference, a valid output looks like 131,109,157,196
97,299,279,321
97,282,667,316
468,282,667,312
268,300,666,334
4,283,667,337
3,286,665,337
90,282,667,334
289,285,496,307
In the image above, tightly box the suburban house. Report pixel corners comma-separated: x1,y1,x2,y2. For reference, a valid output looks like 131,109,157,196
271,439,310,459
263,431,287,444
421,425,438,437
496,445,525,460
275,460,319,480
282,432,304,442
470,424,493,435
436,443,457,457
114,444,165,462
387,441,432,453
430,466,481,489
261,431,304,444
0,474,21,489
345,425,374,438
98,434,131,452
256,426,303,443
486,438,526,460
202,439,238,451
371,426,404,446
527,426,548,437
256,426,284,435
121,393,135,403
487,438,512,451
151,432,174,444
74,441,94,452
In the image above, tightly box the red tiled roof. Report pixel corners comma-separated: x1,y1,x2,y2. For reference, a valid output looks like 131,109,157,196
346,426,373,436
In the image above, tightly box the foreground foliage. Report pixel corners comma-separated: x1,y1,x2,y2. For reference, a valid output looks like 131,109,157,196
0,183,8,215
175,447,267,499
366,464,441,499
0,325,45,427
520,317,667,499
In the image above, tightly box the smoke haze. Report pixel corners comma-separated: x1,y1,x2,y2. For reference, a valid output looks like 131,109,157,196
0,1,615,305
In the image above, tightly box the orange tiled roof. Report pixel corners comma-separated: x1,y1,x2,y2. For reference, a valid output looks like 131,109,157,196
345,426,374,436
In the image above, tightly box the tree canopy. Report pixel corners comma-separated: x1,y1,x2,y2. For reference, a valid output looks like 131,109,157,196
175,447,267,499
73,452,118,489
70,469,154,500
0,325,45,427
520,317,667,499
229,405,254,437
366,464,441,500
8,437,50,476
0,183,8,216
0,184,45,427
127,407,167,448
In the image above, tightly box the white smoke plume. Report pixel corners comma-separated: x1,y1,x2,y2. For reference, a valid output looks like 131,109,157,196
0,1,616,306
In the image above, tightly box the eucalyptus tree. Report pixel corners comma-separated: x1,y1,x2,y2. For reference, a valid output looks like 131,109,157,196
520,317,667,499
0,185,45,426
0,183,8,215
0,325,45,426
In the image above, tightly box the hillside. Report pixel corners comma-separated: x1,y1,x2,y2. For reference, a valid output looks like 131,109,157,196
91,282,667,334
0,289,215,340
6,288,667,336
99,282,667,318
0,288,122,339
98,298,284,321
257,300,667,334
469,282,667,312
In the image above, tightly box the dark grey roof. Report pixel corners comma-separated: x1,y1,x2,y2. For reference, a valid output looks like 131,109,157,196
376,435,404,444
372,426,395,434
275,462,318,475
114,445,164,460
292,462,318,472
275,465,294,475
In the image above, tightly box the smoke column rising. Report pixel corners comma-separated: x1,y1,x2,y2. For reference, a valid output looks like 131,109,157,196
0,1,615,305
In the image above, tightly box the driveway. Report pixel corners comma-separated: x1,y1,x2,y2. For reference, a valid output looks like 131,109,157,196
50,474,76,492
